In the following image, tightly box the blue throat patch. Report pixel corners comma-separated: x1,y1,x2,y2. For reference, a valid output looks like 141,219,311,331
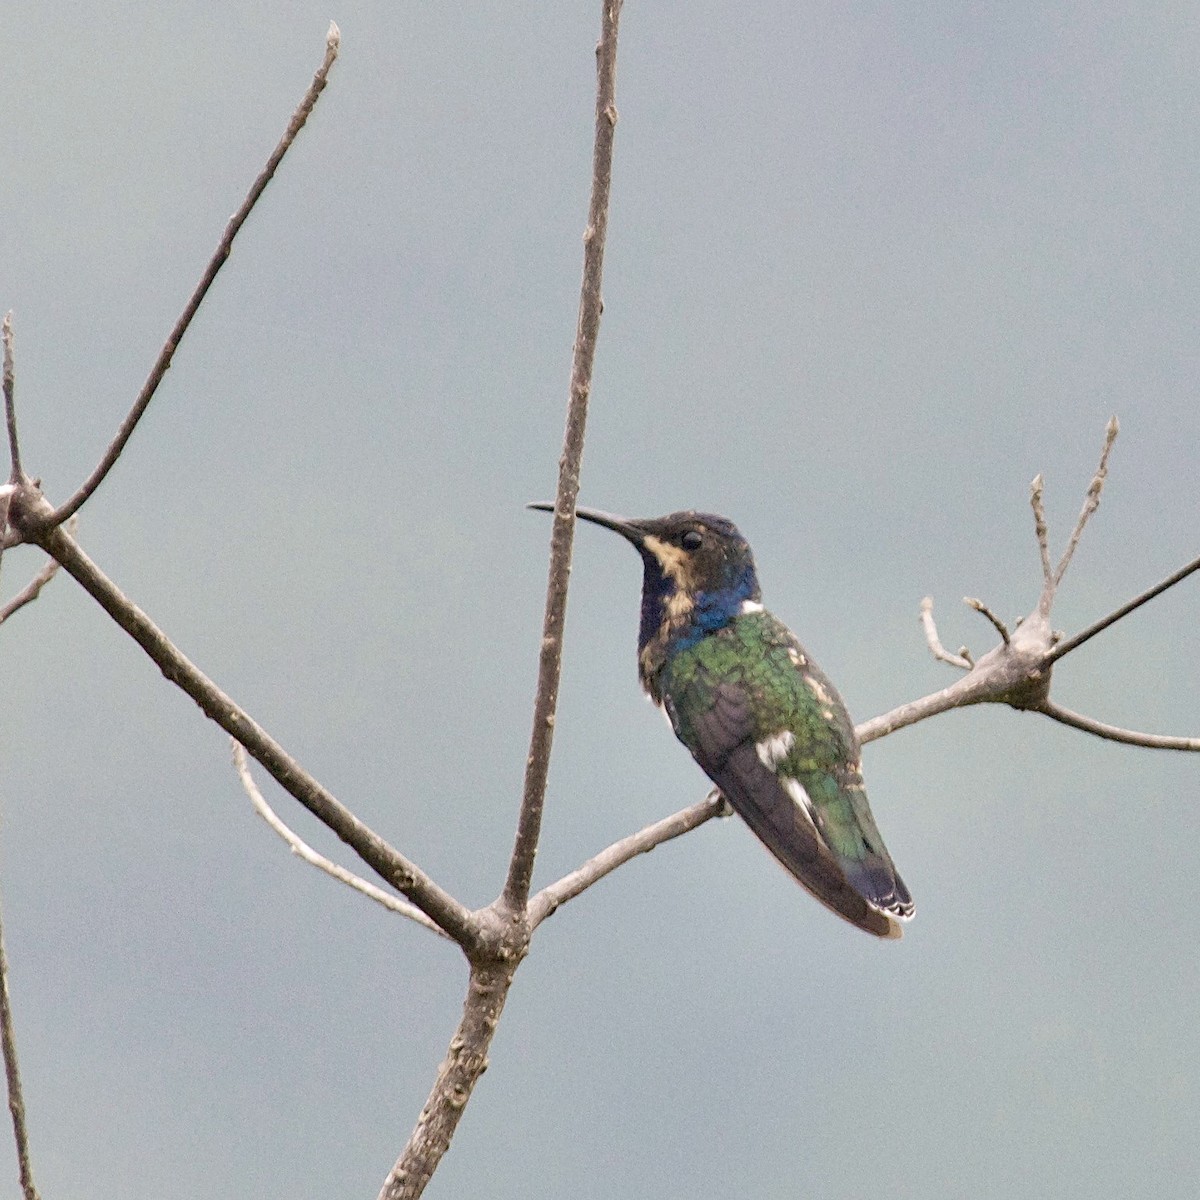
638,558,758,657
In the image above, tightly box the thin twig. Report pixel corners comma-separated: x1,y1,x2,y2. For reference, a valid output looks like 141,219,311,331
23,507,478,949
0,884,40,1200
501,0,623,915
964,596,1011,644
44,23,341,531
1038,700,1200,751
920,596,972,670
1030,473,1052,591
0,559,61,626
1054,415,1119,586
232,744,452,938
2,314,21,484
0,519,74,627
1045,552,1200,665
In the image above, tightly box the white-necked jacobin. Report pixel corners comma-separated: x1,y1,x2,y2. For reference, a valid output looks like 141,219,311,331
532,504,914,938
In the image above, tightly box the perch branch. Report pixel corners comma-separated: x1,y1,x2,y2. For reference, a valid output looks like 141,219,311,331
43,23,341,531
1037,700,1200,751
502,0,623,915
859,534,1200,746
544,572,1198,925
0,884,39,1200
18,507,478,949
528,790,725,928
855,673,1005,745
232,744,452,938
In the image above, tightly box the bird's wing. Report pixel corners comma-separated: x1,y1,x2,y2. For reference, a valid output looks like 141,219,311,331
664,668,907,939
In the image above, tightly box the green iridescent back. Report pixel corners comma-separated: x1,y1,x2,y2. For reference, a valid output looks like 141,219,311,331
660,609,897,880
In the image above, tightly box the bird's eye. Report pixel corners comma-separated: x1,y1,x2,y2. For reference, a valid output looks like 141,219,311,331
681,530,703,550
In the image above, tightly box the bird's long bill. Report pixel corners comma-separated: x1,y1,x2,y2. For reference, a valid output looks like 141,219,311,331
527,503,647,548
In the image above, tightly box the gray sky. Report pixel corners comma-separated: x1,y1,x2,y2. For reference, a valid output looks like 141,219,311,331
4,3,1199,1197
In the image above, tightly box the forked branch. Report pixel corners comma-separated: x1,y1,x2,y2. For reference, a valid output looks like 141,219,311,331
903,418,1198,749
1,39,462,949
21,507,477,948
2,30,468,940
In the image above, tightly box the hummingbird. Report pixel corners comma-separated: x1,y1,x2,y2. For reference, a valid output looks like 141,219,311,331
531,504,914,938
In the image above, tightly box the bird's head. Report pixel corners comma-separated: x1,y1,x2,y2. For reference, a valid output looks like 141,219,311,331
530,505,763,659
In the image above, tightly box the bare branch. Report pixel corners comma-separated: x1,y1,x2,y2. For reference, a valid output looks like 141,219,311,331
0,884,40,1200
43,23,341,531
920,596,972,670
21,506,478,950
2,314,21,485
502,0,624,915
863,538,1200,748
1054,415,1118,586
964,595,1011,644
528,790,726,928
1038,700,1200,751
377,6,627,1197
851,423,1195,754
232,744,452,939
1045,551,1200,665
